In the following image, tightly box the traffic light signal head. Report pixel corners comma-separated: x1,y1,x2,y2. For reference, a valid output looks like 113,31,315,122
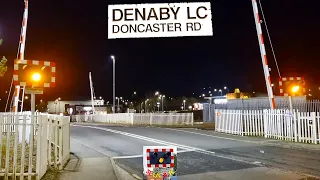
279,77,306,96
13,59,56,88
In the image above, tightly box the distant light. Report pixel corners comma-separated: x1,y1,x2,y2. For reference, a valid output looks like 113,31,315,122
202,94,205,97
134,91,136,95
111,55,115,60
214,89,217,92
219,89,222,92
188,106,192,110
99,96,102,99
214,99,228,104
224,86,227,89
84,107,92,111
271,84,274,87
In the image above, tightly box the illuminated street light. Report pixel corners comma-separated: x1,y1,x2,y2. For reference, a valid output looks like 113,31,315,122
111,55,115,113
32,73,41,81
219,89,222,96
25,96,29,100
155,91,159,96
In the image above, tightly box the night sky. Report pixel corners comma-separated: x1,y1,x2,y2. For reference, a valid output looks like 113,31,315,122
0,0,320,103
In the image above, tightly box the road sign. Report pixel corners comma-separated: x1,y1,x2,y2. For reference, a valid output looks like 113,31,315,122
143,146,177,180
108,2,213,39
25,87,43,94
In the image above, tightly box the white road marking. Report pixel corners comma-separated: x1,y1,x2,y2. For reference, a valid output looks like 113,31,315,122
72,125,254,164
163,128,269,144
132,174,142,180
112,149,195,159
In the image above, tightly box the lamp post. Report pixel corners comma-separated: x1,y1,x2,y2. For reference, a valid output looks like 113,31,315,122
111,55,115,113
157,102,160,112
224,86,229,94
159,95,165,112
219,89,222,96
145,99,149,113
140,102,143,113
183,100,186,111
58,97,61,114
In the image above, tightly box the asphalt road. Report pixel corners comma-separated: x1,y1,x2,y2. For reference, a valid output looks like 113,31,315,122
70,124,320,179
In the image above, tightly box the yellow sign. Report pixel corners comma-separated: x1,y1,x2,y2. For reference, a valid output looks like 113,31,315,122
25,87,44,95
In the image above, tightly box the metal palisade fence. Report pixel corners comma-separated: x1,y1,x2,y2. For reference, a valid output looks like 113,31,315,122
203,96,320,123
214,109,320,144
0,112,70,180
74,113,194,126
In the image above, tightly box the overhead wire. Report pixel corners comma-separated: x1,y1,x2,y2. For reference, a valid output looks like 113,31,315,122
258,0,281,78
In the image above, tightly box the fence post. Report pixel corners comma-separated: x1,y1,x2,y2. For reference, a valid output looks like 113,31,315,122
131,113,134,125
36,115,42,179
293,110,298,142
263,109,268,138
150,113,153,126
191,113,194,126
311,112,317,144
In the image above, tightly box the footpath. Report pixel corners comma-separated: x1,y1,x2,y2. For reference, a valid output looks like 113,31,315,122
42,153,137,180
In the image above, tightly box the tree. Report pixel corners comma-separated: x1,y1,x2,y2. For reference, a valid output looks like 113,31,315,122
0,39,8,77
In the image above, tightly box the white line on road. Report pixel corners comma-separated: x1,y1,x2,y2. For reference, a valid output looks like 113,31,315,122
112,149,195,159
164,128,284,144
72,125,253,164
163,128,261,143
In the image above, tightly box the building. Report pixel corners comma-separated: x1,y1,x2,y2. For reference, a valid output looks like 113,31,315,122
47,100,107,114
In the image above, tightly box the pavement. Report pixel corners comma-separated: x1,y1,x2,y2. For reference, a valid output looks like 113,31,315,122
50,123,320,180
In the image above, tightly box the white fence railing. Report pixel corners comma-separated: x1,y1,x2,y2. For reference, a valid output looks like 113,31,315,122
0,113,70,179
215,109,320,144
74,113,194,126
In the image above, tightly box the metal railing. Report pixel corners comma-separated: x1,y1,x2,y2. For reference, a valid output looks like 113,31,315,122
0,112,70,179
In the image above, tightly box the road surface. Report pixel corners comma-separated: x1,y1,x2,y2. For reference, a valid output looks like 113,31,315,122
69,124,320,179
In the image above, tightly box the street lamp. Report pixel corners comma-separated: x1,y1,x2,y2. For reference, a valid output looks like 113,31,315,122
140,101,144,113
111,55,115,113
219,89,222,96
58,97,61,114
116,97,120,113
155,91,159,96
224,86,229,93
157,102,160,112
183,100,186,110
145,99,149,113
160,95,166,111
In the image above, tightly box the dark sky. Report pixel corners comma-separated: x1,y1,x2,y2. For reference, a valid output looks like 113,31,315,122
0,0,320,103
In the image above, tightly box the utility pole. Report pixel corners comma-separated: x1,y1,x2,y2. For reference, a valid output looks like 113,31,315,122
111,55,115,113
